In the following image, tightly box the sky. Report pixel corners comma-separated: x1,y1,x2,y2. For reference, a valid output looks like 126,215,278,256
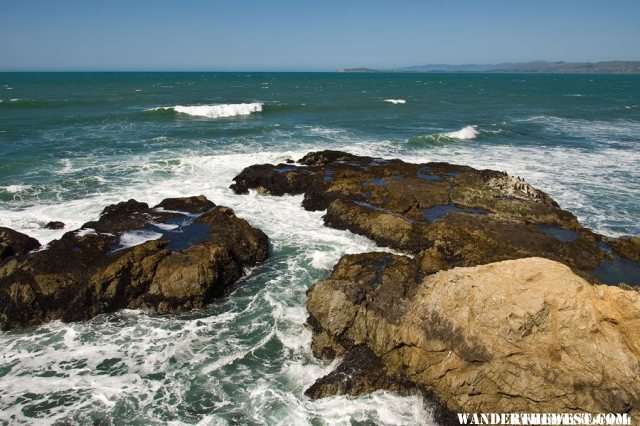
0,0,639,71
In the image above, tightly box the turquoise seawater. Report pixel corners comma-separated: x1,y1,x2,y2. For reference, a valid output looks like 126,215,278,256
0,72,639,425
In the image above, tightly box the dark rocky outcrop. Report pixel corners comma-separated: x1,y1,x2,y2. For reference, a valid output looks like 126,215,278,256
231,150,638,284
154,195,216,213
44,221,65,230
0,196,269,330
0,227,41,261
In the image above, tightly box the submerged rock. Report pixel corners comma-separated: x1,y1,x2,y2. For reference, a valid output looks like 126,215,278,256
307,257,640,416
0,196,269,330
44,221,65,230
605,236,640,263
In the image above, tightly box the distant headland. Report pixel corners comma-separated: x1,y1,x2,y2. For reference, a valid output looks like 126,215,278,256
337,60,640,74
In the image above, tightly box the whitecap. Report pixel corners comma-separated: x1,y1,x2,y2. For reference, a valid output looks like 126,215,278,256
443,125,478,140
520,115,640,140
384,99,406,104
304,126,346,137
153,102,263,118
2,184,31,193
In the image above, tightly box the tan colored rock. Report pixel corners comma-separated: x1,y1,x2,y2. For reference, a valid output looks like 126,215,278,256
148,243,240,312
307,257,640,415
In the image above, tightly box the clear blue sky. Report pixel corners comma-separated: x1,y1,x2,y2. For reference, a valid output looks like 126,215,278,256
1,0,639,71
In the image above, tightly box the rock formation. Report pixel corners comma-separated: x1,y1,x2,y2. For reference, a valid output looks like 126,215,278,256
231,150,639,284
0,227,41,261
0,195,269,330
44,221,65,230
232,151,640,417
306,257,640,416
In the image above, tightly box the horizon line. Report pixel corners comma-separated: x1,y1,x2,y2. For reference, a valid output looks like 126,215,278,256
2,59,640,74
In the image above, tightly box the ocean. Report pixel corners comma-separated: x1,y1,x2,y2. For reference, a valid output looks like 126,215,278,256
0,72,639,425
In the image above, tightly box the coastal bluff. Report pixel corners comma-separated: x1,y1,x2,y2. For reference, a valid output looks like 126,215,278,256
0,196,269,330
232,150,640,417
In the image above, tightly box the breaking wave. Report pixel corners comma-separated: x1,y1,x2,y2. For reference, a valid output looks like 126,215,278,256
410,125,479,144
151,102,263,118
443,125,478,140
384,99,406,104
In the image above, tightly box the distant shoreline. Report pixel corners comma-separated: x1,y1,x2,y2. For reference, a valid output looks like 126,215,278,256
337,60,640,74
2,66,640,74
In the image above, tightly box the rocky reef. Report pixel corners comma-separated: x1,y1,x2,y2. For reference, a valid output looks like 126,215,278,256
0,196,269,330
232,150,639,284
232,151,640,417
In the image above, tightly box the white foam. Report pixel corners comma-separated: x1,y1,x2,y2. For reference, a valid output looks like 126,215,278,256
116,229,162,249
152,207,191,215
384,99,406,104
308,250,336,270
291,390,435,425
76,228,97,237
302,125,348,137
152,222,179,231
443,125,478,140
520,115,640,141
2,184,31,193
155,102,263,118
0,121,637,423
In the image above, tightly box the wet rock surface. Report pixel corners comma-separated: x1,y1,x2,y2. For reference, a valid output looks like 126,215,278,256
0,196,269,330
233,151,640,415
44,221,65,230
232,150,638,283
